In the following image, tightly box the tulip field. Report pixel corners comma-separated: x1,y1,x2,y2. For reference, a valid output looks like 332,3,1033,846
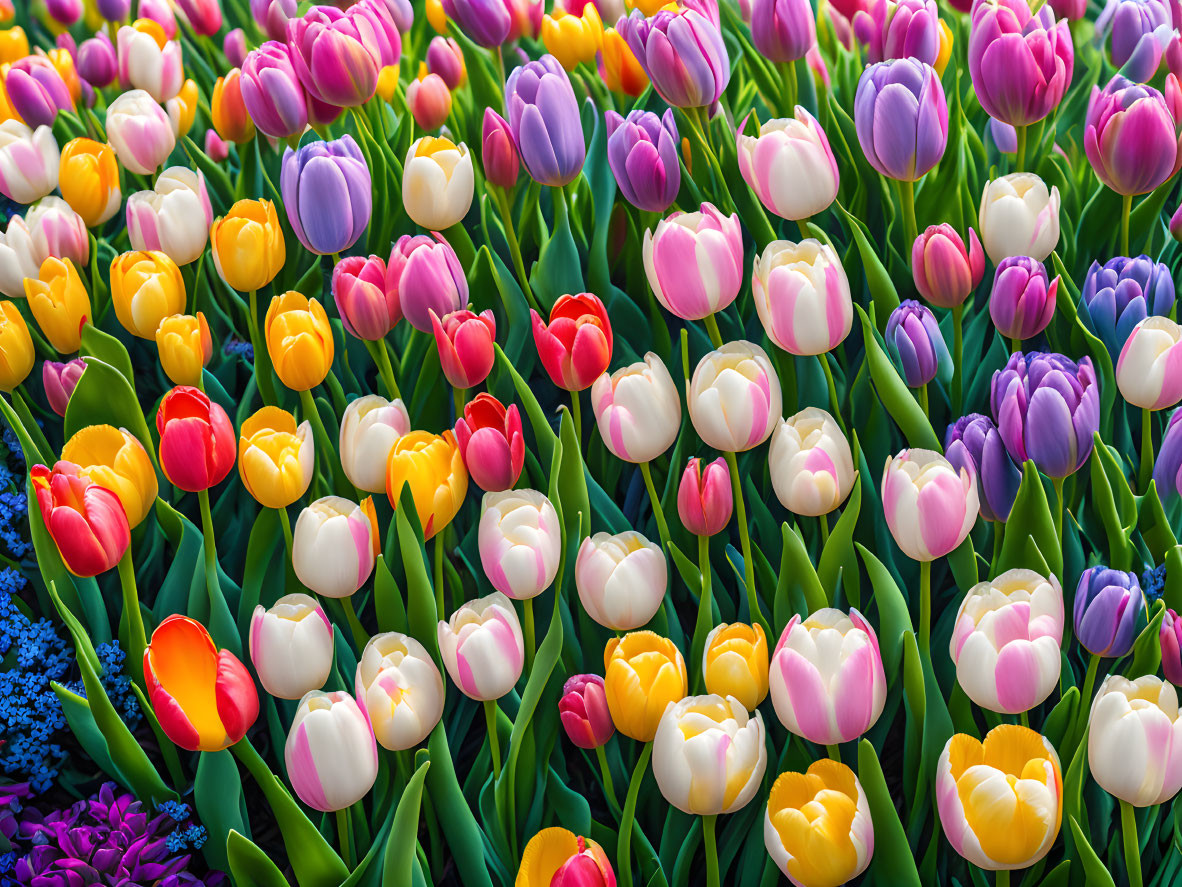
8,0,1182,884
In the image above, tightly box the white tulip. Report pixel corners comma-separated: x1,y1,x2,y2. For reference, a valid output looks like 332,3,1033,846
478,489,562,601
355,632,445,750
402,137,474,231
575,531,667,631
768,407,855,516
979,173,1060,264
590,352,681,464
0,120,59,205
338,394,411,493
437,592,525,701
291,496,375,598
1089,674,1182,807
248,593,334,699
285,690,379,812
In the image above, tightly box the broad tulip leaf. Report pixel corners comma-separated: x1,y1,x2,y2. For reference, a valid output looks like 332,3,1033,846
856,305,941,450
858,739,922,887
226,830,291,887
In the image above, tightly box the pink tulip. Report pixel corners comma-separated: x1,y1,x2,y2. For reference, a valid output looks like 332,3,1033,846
42,358,85,417
1117,316,1182,410
240,41,310,141
175,0,222,35
911,224,986,309
386,233,467,332
430,309,495,389
559,674,615,749
736,109,839,223
437,592,525,701
1085,75,1181,197
332,254,401,341
205,130,229,162
455,394,525,493
427,36,465,89
677,456,732,536
224,28,248,68
407,71,452,131
349,0,403,68
482,109,520,189
139,0,179,38
882,448,979,562
642,203,743,321
288,6,382,108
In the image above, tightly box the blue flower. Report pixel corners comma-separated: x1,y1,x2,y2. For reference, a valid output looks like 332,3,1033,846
1143,562,1167,604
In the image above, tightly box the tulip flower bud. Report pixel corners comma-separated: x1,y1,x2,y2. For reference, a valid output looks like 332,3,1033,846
288,7,381,108
356,632,445,750
853,0,940,64
156,386,235,492
736,109,838,222
77,35,118,88
978,173,1061,264
25,257,91,354
619,9,729,109
427,36,465,89
48,0,83,24
455,394,525,492
769,407,855,516
109,250,185,340
765,759,874,886
750,0,815,62
237,407,314,509
911,224,986,309
855,58,947,181
281,136,371,256
144,615,258,752
442,0,510,46
752,239,853,355
944,413,1021,523
643,203,742,321
165,79,199,138
688,341,782,452
938,725,1063,869
1074,567,1145,657
0,302,33,393
155,312,211,387
292,496,377,598
97,0,131,20
211,68,255,145
137,0,178,36
885,299,951,387
264,291,334,391
407,67,452,132
210,200,286,294
339,395,411,493
603,631,688,741
385,234,468,335
481,109,520,190
518,828,615,887
431,309,495,389
678,456,732,536
126,167,212,266
1162,609,1182,685
1080,255,1176,359
1117,316,1182,410
285,690,379,812
173,0,221,35
0,218,37,301
576,531,667,631
61,424,158,530
331,254,401,341
599,26,649,96
386,430,468,539
43,358,84,418
590,352,680,464
1086,76,1180,197
5,57,73,130
438,592,525,701
504,55,587,186
403,136,474,231
249,594,333,699
115,23,183,105
882,448,978,561
26,197,88,270
58,138,120,228
240,41,309,141
0,24,26,64
0,121,59,205
559,674,615,749
531,293,613,391
702,623,768,712
478,489,561,600
605,109,680,214
31,462,130,577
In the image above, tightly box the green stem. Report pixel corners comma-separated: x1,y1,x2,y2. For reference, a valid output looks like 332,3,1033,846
1019,710,1029,728
991,521,1003,571
484,699,502,780
493,186,542,315
341,596,369,651
116,548,147,689
826,744,841,762
571,391,582,445
595,745,621,818
523,596,535,674
1052,476,1065,541
780,59,798,113
897,178,918,253
618,742,653,887
197,489,221,617
819,353,846,433
12,387,54,463
703,313,724,348
336,808,354,869
919,559,931,655
298,387,335,496
1075,653,1100,748
918,383,929,417
1121,800,1142,887
639,461,671,551
1121,193,1132,257
1011,337,1022,355
819,513,830,547
1140,407,1155,493
433,534,446,619
1015,124,1027,173
684,106,737,216
952,304,964,416
278,506,294,557
724,451,769,637
372,338,402,401
703,814,719,887
795,217,811,241
996,869,1010,887
455,386,467,417
247,289,276,406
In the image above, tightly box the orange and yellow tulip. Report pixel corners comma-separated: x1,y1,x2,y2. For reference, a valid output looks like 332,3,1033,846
155,312,212,387
264,291,334,391
210,199,285,292
385,430,467,539
109,250,186,339
61,424,158,529
59,138,121,227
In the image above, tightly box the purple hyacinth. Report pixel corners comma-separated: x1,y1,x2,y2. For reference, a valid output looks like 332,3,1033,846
618,8,731,109
280,135,371,256
1081,255,1176,357
604,109,680,214
885,299,951,387
945,413,1022,522
1073,567,1145,657
1154,407,1182,499
854,57,948,181
504,54,586,188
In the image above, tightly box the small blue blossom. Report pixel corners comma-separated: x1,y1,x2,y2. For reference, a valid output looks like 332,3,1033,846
223,338,254,361
157,800,192,822
1143,563,1168,604
1,427,21,464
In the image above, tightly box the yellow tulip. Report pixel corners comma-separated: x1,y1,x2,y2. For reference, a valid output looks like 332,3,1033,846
59,138,121,227
132,17,169,48
109,250,186,339
764,759,874,887
425,0,447,34
25,257,90,353
0,300,33,391
541,6,603,72
377,65,399,103
210,199,286,292
602,631,687,742
0,26,27,66
238,405,314,509
264,291,334,391
62,424,159,529
627,0,675,15
517,828,615,886
168,78,198,138
702,622,769,711
935,19,953,78
385,430,467,540
156,312,212,387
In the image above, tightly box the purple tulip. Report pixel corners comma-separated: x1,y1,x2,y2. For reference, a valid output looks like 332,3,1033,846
224,28,248,69
281,135,372,255
242,41,310,140
287,6,381,108
504,55,585,187
42,358,86,418
750,0,816,63
1074,567,1145,657
605,109,680,213
5,58,73,130
1097,0,1175,80
989,117,1018,154
1162,608,1182,685
386,0,414,32
854,57,948,181
990,351,1101,478
1081,255,1176,357
76,34,118,89
442,0,511,47
175,0,222,36
47,0,83,25
482,108,520,189
349,0,403,68
945,413,1022,522
1154,407,1182,498
885,299,951,387
989,256,1058,342
252,0,298,41
618,8,731,109
95,0,131,20
853,0,941,65
427,36,465,90
1085,76,1180,197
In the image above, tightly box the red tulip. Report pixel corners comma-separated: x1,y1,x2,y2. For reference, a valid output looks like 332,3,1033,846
431,308,496,389
31,461,130,577
454,393,524,492
530,293,612,391
156,385,236,492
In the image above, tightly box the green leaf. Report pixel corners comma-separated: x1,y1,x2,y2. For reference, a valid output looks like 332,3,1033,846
1137,482,1178,564
51,682,123,786
495,342,558,468
1126,599,1165,677
1043,686,1079,752
80,322,135,387
196,750,248,873
776,522,827,629
529,188,583,311
855,305,940,450
1066,816,1117,887
997,462,1062,579
383,760,431,887
857,543,913,678
227,830,292,887
838,204,900,327
394,484,440,662
1089,434,1135,570
818,478,861,597
858,739,921,887
65,356,157,468
426,722,495,887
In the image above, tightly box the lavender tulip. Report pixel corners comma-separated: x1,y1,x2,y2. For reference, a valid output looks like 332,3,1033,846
252,0,297,41
1081,255,1176,357
945,413,1022,522
96,0,131,19
990,351,1101,478
242,42,310,140
989,256,1058,342
885,299,951,387
1074,567,1145,657
1154,408,1182,498
750,0,815,62
854,57,948,181
281,136,372,255
1085,76,1180,197
618,8,730,109
76,34,117,89
504,55,585,187
442,0,511,47
1097,0,1175,80
605,109,680,213
853,0,941,65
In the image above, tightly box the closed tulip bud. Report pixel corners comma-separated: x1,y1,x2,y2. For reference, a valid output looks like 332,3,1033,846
751,0,816,62
1080,255,1176,359
1086,76,1180,197
5,57,73,130
0,121,59,205
138,0,178,37
97,0,131,20
58,139,120,229
109,250,185,339
25,257,91,354
1162,609,1182,685
576,531,667,631
431,308,495,389
855,58,947,181
678,456,732,536
155,312,211,387
31,462,130,576
427,36,465,89
77,35,118,89
769,407,855,516
237,406,314,509
61,424,158,529
210,199,285,293
1074,567,1145,657
618,9,728,108
0,24,26,64
288,7,380,108
736,109,838,222
978,173,1060,264
402,136,474,231
25,197,88,269
912,224,985,309
643,203,742,321
752,239,853,356
386,430,468,538
605,109,680,214
126,167,212,266
853,0,940,64
281,135,371,256
0,303,33,391
944,413,1021,523
174,0,221,35
603,631,688,741
143,615,258,752
264,291,334,391
481,109,520,189
455,394,524,492
164,78,199,139
115,23,183,105
356,633,444,751
156,386,235,491
250,0,295,40
438,592,525,701
599,26,648,96
559,674,614,749
407,67,452,131
531,293,613,391
223,29,247,68
1098,0,1173,76
702,623,768,711
688,341,781,452
1089,675,1182,806
292,496,377,598
886,299,952,387
51,0,85,23
249,594,333,699
518,828,615,887
0,219,38,300
590,352,680,464
339,395,411,493
503,55,586,187
441,0,510,46
240,42,309,140
478,489,561,600
285,690,379,812
937,725,1062,870
211,68,254,145
882,448,978,561
1117,316,1182,410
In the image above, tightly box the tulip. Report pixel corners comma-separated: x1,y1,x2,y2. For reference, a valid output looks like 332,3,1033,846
281,135,371,256
386,235,467,336
431,309,495,389
25,257,91,354
166,78,199,138
1155,408,1182,499
240,42,309,141
126,167,212,266
349,0,403,68
599,26,648,96
618,9,729,109
455,394,525,492
406,67,451,132
937,725,1062,869
438,592,525,701
30,462,130,577
329,255,398,343
911,224,986,309
503,55,586,187
531,293,613,391
603,631,688,741
478,489,562,600
116,23,183,103
0,218,38,300
156,386,236,492
109,250,185,340
765,759,874,887
1074,567,1145,657
853,0,940,64
285,690,378,812
211,68,254,145
643,203,742,322
1089,675,1182,807
97,0,131,19
1097,0,1173,78
61,424,158,530
481,109,520,189
402,136,474,231
58,138,120,228
678,456,732,535
427,36,465,89
25,197,88,268
978,173,1061,264
885,299,951,387
441,0,510,47
702,623,768,712
156,312,211,387
174,0,221,34
752,239,853,356
5,57,73,129
44,46,78,106
559,674,615,749
688,341,781,452
386,430,468,539
47,0,83,25
1080,255,1176,358
590,352,680,464
518,828,615,887
990,351,1100,477
854,58,947,181
542,6,603,71
237,406,314,509
292,496,377,598
338,395,411,493
1049,0,1086,18
882,448,978,561
0,121,59,205
1117,316,1182,410
768,407,855,516
751,0,815,62
576,531,667,631
604,109,680,214
1086,76,1180,197
210,200,286,293
251,0,296,40
223,28,247,68
264,291,335,391
1162,609,1182,685
0,302,32,392
355,632,445,750
736,109,839,222
44,359,83,417
143,615,258,752
138,0,178,36
249,594,333,699
288,6,381,108
944,413,1022,522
